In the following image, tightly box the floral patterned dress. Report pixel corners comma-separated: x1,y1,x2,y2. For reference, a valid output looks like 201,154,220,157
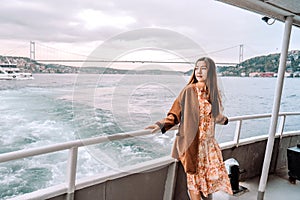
186,85,233,197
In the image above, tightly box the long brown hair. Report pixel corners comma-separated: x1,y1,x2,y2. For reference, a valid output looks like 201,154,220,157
187,57,223,118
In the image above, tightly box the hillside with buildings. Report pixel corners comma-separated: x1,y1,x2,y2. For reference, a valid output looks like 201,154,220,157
218,50,300,77
0,55,78,73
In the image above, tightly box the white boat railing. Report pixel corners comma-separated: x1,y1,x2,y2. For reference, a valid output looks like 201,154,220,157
1,112,300,199
229,112,300,147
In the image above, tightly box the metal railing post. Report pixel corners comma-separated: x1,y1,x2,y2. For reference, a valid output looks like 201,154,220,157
163,161,178,200
66,147,78,200
274,114,287,171
234,120,242,147
277,115,286,138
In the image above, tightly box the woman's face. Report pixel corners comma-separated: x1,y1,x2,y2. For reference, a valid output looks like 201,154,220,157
195,60,208,83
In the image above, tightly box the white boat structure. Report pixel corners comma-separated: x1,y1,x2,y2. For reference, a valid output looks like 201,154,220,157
0,63,33,80
1,0,300,200
0,67,13,80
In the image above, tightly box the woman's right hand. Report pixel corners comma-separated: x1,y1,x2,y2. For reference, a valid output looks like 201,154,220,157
145,124,161,134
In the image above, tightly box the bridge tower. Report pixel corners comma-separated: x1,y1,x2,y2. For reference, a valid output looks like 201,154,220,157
239,44,244,63
30,41,35,60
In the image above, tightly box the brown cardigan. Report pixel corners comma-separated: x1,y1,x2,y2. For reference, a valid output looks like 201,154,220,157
156,84,228,174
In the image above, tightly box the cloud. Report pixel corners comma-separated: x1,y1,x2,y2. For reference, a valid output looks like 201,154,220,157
76,9,136,30
0,0,227,43
0,0,128,42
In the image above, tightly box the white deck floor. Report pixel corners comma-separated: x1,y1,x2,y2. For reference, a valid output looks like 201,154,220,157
214,170,300,200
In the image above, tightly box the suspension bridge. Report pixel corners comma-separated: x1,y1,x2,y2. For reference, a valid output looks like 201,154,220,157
27,41,243,66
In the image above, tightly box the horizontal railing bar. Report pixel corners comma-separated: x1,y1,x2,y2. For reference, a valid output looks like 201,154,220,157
220,130,300,150
1,112,300,164
229,114,271,121
228,112,300,122
9,183,68,200
0,130,151,163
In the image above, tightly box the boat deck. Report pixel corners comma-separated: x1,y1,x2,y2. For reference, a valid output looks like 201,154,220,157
214,168,300,200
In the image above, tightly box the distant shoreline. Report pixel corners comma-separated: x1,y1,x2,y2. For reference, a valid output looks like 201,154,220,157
2,50,300,77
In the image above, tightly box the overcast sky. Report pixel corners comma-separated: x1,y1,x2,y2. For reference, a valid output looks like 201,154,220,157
1,0,300,69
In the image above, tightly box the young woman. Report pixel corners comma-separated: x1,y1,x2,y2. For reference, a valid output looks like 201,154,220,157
146,57,232,200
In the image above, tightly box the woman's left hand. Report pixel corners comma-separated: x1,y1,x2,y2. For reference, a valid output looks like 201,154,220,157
145,124,160,133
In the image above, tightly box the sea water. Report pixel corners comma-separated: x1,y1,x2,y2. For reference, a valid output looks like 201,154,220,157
1,74,300,199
